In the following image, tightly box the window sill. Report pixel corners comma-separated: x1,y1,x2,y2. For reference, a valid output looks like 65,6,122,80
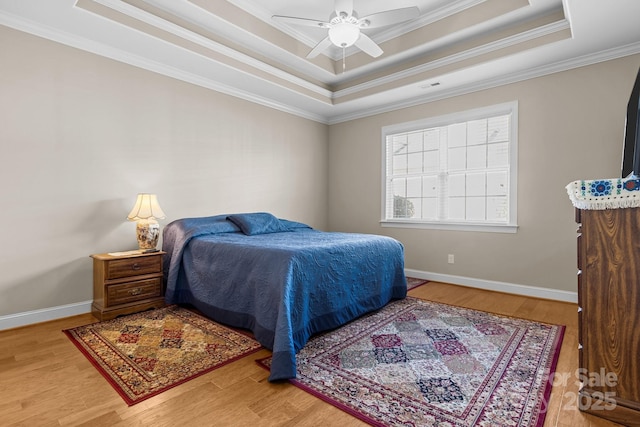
380,220,518,233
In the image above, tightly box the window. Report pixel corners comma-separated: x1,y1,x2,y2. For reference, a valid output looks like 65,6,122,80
381,102,518,233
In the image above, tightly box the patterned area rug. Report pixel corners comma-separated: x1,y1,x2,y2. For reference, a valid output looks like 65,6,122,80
64,305,262,405
258,297,564,426
406,277,429,290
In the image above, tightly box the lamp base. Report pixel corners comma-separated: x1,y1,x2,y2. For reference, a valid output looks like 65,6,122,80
136,219,160,250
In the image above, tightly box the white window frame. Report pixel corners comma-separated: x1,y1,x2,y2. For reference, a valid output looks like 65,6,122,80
380,101,518,233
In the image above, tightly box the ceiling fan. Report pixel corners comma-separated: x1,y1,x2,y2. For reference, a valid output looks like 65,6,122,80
272,0,420,60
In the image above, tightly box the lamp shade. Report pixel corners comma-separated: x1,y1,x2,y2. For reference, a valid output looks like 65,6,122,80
127,193,166,221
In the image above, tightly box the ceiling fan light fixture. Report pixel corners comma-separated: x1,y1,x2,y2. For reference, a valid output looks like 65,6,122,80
272,2,420,58
328,23,360,47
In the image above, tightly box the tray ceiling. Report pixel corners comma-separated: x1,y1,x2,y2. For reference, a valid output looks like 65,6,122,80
1,0,639,123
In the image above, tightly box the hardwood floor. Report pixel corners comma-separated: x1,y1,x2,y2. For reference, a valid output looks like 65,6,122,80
0,282,625,426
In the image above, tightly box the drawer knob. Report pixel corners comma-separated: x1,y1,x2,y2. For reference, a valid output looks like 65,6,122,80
131,263,141,271
129,288,142,296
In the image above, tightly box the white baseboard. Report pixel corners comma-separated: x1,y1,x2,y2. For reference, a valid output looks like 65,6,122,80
0,300,92,331
0,271,577,331
405,269,578,303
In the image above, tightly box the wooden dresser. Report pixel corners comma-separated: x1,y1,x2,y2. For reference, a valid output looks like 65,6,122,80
575,207,640,426
91,251,166,321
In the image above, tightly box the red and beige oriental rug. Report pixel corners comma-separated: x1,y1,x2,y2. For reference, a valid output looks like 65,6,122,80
64,305,262,405
259,297,564,427
406,276,429,290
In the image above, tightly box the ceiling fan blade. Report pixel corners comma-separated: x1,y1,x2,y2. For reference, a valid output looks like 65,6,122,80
306,36,334,58
335,0,353,17
272,15,329,28
355,33,383,57
359,6,420,28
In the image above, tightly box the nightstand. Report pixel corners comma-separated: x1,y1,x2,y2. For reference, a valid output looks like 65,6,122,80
90,251,166,321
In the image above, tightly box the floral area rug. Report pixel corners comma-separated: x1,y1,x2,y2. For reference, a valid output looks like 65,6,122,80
258,297,564,426
64,305,262,405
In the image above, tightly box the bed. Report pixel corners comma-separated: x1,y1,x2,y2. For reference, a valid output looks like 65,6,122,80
162,212,407,381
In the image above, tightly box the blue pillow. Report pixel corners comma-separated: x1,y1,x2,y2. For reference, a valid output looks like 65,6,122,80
226,212,290,235
279,219,313,230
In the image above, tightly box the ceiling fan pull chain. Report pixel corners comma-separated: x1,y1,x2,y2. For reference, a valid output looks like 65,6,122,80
343,47,346,72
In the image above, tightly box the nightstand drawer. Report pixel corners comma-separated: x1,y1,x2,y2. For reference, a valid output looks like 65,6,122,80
106,278,162,306
106,256,161,279
92,251,166,321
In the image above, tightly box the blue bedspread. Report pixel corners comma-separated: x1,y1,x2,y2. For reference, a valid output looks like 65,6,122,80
162,214,407,381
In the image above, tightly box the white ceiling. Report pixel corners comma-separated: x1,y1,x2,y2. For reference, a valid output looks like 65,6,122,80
1,0,639,124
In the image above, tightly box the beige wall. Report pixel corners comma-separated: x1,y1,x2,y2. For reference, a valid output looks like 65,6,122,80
2,22,639,320
328,55,640,293
0,26,329,317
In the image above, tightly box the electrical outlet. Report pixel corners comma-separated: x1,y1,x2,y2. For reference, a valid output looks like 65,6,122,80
448,254,455,264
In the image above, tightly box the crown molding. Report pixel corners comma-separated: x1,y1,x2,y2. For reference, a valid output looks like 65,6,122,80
226,0,320,49
372,0,485,46
328,40,640,124
2,4,638,127
0,7,331,123
93,0,333,99
333,19,571,100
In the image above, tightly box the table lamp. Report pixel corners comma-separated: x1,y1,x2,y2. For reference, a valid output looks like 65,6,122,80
127,193,166,251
